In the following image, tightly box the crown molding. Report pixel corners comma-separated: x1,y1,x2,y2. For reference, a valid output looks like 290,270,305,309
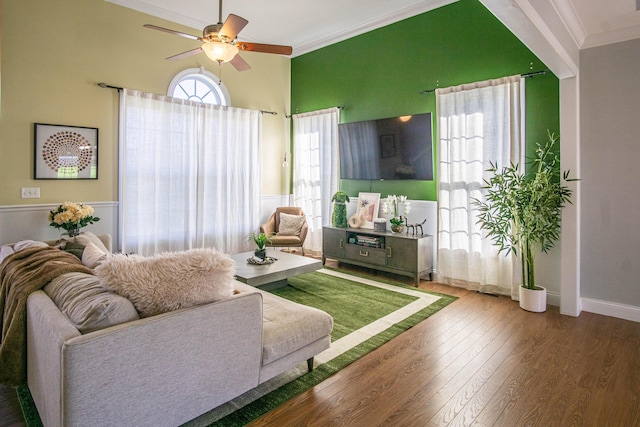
293,0,457,56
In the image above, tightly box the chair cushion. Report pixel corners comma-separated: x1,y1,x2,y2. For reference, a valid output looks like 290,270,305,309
268,235,303,246
234,283,333,365
95,248,235,318
278,212,305,236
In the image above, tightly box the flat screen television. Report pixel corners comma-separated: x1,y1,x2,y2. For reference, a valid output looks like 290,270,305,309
338,112,433,180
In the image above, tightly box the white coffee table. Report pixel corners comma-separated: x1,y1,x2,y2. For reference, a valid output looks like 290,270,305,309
230,250,322,290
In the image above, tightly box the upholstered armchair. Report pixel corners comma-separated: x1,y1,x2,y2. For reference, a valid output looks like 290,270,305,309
260,207,308,255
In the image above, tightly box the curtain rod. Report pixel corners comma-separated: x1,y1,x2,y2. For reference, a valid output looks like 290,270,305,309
98,82,277,114
418,70,550,95
97,82,123,91
285,105,344,119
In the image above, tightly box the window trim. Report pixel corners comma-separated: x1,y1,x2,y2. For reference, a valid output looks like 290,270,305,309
167,67,231,106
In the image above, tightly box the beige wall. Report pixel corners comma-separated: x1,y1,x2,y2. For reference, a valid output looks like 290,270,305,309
0,0,291,206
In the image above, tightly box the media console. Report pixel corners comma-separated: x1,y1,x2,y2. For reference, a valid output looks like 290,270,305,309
322,226,433,286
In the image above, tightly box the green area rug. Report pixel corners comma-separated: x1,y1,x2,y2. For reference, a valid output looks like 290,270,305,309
16,268,456,427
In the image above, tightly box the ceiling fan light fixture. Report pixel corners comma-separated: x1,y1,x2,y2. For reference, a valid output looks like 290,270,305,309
202,41,239,63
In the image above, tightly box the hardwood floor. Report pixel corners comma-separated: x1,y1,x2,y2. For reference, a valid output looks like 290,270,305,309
2,261,639,427
247,262,640,426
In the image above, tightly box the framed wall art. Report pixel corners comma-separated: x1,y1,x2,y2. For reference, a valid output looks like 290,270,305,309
34,123,98,180
356,192,381,229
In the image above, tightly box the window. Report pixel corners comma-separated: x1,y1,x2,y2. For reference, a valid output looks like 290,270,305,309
167,67,230,105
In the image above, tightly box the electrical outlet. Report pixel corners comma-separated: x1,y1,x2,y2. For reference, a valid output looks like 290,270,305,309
21,187,40,198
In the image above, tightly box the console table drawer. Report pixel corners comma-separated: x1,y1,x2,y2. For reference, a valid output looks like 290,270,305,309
345,245,387,266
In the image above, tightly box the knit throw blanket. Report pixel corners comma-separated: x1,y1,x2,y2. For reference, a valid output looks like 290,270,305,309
0,246,93,386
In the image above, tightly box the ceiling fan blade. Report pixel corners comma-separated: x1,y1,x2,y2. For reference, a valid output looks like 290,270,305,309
229,54,251,72
144,24,203,42
166,47,203,61
236,42,293,56
219,14,249,41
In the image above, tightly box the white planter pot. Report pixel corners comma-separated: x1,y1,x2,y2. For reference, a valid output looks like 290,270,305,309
519,285,547,312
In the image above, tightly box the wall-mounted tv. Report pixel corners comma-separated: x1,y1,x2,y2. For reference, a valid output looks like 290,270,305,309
338,112,433,180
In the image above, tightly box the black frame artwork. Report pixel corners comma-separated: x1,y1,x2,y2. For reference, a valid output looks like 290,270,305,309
34,123,98,180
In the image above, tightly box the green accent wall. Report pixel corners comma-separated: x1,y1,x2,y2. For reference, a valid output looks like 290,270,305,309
291,0,559,200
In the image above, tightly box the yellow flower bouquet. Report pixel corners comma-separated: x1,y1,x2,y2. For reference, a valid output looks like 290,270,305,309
48,201,100,236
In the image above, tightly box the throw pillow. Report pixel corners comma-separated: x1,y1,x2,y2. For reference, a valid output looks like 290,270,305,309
44,272,139,333
64,241,85,260
13,240,48,252
58,231,110,254
278,212,305,236
0,245,15,265
82,241,109,269
94,248,235,318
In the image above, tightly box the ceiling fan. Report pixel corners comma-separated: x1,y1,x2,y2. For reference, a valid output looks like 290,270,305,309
144,0,293,72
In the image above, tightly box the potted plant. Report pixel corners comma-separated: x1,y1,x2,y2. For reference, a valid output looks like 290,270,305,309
247,232,271,259
381,195,411,233
473,131,577,312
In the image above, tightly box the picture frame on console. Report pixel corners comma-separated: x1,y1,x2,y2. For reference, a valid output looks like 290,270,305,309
356,192,380,229
34,123,98,180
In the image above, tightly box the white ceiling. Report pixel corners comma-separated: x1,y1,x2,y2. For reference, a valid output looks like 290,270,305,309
106,0,640,56
553,0,640,48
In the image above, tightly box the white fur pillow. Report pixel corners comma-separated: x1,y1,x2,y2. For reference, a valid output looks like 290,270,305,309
94,248,235,318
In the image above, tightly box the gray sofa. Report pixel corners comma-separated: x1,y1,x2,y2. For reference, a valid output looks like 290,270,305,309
19,236,333,427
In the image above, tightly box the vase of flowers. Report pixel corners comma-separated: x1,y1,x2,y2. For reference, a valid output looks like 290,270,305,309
382,195,411,233
48,202,100,236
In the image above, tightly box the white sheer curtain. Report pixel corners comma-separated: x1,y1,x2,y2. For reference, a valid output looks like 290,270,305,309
292,107,340,256
436,75,524,298
119,89,261,255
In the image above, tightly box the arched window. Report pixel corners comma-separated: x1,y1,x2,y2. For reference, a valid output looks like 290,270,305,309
167,67,230,105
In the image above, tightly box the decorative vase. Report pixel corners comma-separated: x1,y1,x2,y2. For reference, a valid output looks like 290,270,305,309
65,227,81,237
332,202,348,227
254,248,267,260
519,285,547,312
390,224,405,234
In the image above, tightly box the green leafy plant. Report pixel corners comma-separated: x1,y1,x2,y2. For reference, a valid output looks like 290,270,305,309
247,232,271,250
382,194,411,226
473,131,577,290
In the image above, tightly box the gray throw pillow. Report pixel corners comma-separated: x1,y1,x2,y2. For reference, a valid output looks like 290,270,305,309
44,272,139,333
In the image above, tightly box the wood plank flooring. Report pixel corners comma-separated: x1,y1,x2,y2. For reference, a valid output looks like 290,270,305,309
2,260,639,427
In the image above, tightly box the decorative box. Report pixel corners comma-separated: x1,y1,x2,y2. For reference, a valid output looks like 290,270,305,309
373,218,387,232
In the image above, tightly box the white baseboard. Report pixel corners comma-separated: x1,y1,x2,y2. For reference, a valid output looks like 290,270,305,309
547,291,560,307
581,298,640,323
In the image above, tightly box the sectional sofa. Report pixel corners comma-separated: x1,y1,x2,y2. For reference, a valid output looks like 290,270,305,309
1,234,333,426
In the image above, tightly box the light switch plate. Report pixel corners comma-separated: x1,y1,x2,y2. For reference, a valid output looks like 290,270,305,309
21,187,40,198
